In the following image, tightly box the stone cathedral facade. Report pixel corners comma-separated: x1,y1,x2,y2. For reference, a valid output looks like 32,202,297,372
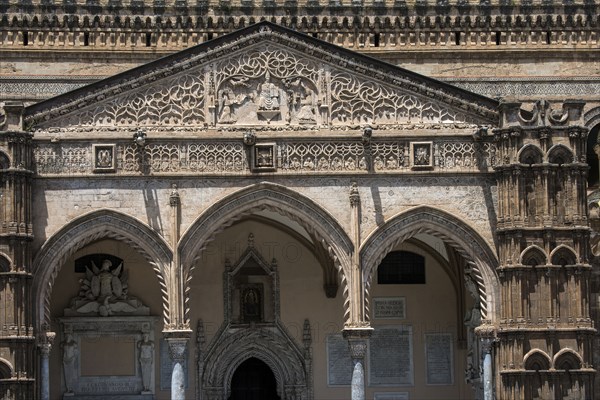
1,2,600,400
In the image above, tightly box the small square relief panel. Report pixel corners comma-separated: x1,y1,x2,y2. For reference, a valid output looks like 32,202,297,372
251,143,277,172
411,141,433,169
93,144,116,172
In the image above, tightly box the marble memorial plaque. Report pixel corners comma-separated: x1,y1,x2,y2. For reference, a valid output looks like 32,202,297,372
374,392,409,400
373,297,406,319
425,333,454,385
326,334,354,386
369,326,413,386
160,339,189,390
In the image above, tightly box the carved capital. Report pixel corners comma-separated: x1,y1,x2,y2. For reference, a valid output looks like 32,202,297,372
166,338,189,364
39,331,56,357
474,324,497,353
164,329,192,364
343,327,373,361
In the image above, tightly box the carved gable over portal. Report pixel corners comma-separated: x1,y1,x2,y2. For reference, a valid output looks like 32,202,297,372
25,23,498,134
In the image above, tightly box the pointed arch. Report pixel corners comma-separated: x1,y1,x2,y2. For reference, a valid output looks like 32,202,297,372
517,144,543,165
519,245,548,266
0,358,13,379
524,349,552,371
32,209,173,328
202,327,307,400
0,253,11,272
0,151,10,169
547,144,574,165
360,206,499,321
553,349,583,370
179,182,353,324
550,244,577,266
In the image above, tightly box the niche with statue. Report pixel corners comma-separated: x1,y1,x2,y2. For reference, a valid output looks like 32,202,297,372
225,234,278,325
198,234,312,399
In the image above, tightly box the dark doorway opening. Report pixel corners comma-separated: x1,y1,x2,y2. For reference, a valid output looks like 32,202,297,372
229,358,280,400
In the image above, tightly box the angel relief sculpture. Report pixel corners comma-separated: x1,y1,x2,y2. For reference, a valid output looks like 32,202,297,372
65,259,149,317
87,260,126,301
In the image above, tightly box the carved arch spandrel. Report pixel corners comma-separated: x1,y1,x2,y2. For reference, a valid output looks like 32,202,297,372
360,206,500,322
178,182,353,325
32,209,173,328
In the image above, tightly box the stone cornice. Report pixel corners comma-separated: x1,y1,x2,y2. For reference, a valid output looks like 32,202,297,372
1,4,599,28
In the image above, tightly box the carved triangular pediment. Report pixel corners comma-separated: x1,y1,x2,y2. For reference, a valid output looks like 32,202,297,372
25,22,498,133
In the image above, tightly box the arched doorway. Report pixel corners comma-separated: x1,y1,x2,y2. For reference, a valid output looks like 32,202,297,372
229,358,280,400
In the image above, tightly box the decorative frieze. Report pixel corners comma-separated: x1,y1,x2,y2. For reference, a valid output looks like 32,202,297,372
33,139,496,176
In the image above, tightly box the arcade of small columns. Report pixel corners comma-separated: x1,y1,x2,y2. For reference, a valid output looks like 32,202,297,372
0,99,597,400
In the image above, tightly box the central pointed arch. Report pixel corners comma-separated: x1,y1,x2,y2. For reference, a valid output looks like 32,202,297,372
201,327,308,400
179,182,353,324
32,209,173,328
360,206,500,321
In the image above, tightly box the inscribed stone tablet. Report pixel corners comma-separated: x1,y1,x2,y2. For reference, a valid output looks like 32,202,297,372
80,335,135,376
160,339,189,390
369,326,413,386
327,334,353,386
425,333,454,385
373,297,406,319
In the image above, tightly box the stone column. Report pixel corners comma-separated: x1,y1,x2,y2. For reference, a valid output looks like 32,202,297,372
481,338,494,400
39,331,56,400
343,327,373,400
166,335,190,400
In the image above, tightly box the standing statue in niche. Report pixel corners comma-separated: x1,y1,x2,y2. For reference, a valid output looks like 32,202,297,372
138,334,154,392
242,288,261,322
62,334,78,394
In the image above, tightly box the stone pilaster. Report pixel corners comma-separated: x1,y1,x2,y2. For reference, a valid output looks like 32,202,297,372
349,182,365,325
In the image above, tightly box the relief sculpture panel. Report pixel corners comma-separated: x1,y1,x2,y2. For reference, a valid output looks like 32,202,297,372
210,47,321,127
